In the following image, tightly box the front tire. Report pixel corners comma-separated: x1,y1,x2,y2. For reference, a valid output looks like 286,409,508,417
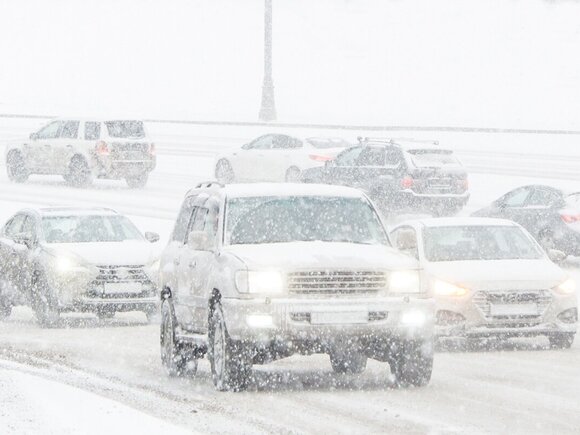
6,151,29,183
390,340,433,388
160,300,198,377
215,159,235,184
126,173,149,189
32,272,61,328
208,304,251,391
67,156,92,187
548,333,575,349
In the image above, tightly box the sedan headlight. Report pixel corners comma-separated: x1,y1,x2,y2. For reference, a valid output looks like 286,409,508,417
389,270,421,294
235,270,284,294
555,278,576,295
432,279,469,297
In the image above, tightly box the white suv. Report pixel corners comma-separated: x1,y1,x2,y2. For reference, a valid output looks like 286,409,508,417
158,182,435,391
5,118,156,188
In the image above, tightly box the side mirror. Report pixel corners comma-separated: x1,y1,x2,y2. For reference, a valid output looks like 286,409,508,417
29,133,38,140
13,233,34,249
395,229,417,251
187,230,214,251
241,143,251,150
548,249,566,263
144,231,160,243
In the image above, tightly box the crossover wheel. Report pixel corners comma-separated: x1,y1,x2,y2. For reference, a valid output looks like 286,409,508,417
67,156,92,187
548,333,575,349
32,272,61,328
209,304,251,391
215,160,235,184
329,350,367,374
390,339,433,388
160,300,197,377
6,151,29,183
126,173,149,189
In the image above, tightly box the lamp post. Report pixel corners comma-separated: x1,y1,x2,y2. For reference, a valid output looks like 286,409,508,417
258,0,276,121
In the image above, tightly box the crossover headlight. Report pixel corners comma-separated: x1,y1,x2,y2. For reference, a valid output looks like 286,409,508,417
389,270,421,294
432,279,469,297
555,278,576,295
235,270,284,294
55,256,76,273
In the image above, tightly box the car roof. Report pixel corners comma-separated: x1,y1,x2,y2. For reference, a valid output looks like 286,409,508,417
194,183,367,199
50,117,145,123
31,206,119,217
395,217,519,229
359,137,451,153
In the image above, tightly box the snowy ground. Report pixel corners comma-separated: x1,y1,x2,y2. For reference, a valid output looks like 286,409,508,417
1,127,580,433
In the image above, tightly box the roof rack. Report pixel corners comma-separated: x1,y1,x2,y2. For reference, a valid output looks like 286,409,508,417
194,180,224,189
388,137,439,146
357,136,394,144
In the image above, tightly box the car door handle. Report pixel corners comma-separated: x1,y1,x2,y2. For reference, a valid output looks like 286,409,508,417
188,260,197,269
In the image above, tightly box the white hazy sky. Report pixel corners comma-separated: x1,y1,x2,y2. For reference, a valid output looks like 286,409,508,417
0,0,579,128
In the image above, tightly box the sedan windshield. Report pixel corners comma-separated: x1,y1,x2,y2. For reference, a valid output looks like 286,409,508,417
42,215,143,243
226,196,388,245
423,225,543,262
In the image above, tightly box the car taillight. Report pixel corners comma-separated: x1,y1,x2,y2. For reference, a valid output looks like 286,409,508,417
309,154,333,162
401,176,414,189
560,213,580,223
149,143,156,156
95,141,109,156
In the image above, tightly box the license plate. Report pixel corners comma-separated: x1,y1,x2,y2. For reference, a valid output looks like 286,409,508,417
310,311,368,325
104,282,143,294
490,303,538,316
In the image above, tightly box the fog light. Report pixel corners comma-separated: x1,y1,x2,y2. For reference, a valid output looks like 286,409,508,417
557,308,578,324
400,310,427,326
246,314,274,328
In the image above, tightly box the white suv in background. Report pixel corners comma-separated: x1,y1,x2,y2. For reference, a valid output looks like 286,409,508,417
5,118,156,188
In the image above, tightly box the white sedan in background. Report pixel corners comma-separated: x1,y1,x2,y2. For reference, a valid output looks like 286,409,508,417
389,217,577,348
214,134,350,183
0,207,160,326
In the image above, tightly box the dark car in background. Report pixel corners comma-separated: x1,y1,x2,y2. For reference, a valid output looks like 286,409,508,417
472,185,580,256
301,137,470,216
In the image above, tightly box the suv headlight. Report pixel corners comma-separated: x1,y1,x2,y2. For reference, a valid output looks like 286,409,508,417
235,270,284,294
432,279,469,297
555,278,576,295
54,256,88,274
389,270,421,294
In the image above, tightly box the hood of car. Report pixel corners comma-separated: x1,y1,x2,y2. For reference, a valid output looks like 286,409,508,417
45,240,157,266
225,241,418,271
425,258,566,290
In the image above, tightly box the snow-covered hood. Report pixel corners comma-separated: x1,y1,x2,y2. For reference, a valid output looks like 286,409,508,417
44,240,157,266
426,259,566,290
225,241,418,271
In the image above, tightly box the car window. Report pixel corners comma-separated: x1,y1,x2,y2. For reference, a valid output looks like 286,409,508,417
4,215,26,238
385,147,402,166
356,147,385,166
527,188,562,207
20,216,36,238
272,135,302,149
172,196,197,243
189,207,208,232
36,121,62,139
335,147,363,166
104,121,145,138
501,187,532,208
84,122,101,140
60,121,80,139
249,135,273,150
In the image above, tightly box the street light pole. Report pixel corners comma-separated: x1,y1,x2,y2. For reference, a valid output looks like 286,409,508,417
259,0,276,121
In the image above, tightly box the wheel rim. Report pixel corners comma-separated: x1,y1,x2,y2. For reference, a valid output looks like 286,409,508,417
213,318,226,381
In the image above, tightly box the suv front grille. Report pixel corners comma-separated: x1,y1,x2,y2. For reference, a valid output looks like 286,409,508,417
287,270,387,295
472,290,552,323
94,265,149,283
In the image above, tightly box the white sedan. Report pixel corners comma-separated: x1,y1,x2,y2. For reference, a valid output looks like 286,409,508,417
389,217,577,348
214,134,349,183
0,206,160,326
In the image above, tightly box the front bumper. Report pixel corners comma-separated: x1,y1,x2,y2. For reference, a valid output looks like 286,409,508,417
68,296,158,313
221,296,435,343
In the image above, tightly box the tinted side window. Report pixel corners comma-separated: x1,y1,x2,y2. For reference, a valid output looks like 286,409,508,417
385,148,402,166
4,215,26,237
84,122,101,140
60,121,80,139
356,147,385,166
335,147,363,166
172,196,197,243
189,207,208,232
527,188,562,207
273,135,302,149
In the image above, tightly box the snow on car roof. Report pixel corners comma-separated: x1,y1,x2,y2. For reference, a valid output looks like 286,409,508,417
401,217,518,228
223,183,366,199
36,206,119,217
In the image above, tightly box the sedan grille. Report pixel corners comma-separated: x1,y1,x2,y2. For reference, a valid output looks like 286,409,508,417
287,270,387,295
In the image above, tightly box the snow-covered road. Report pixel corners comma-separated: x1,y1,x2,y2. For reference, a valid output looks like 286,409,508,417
1,125,580,433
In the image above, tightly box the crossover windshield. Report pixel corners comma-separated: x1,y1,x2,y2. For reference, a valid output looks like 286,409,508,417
424,225,544,262
104,120,145,138
42,215,144,243
226,196,388,245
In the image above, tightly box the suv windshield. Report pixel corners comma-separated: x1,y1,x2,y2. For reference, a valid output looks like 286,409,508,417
407,149,459,167
423,225,543,262
105,121,145,138
42,215,143,243
226,196,388,245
